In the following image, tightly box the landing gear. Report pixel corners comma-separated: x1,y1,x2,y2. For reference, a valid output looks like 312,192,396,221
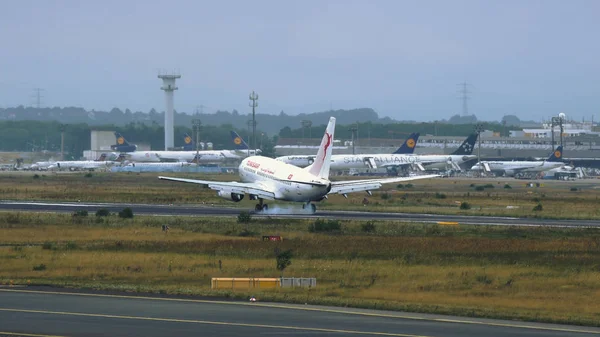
302,203,317,214
254,199,269,212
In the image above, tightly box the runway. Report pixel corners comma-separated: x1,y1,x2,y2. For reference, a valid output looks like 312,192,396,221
0,200,599,227
0,287,598,337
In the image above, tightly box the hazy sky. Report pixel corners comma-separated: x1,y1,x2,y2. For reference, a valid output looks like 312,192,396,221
1,0,598,122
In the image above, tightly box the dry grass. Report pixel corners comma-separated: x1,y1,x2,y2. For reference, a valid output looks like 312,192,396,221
1,212,600,326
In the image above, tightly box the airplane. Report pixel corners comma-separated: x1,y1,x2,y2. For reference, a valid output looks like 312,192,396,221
182,133,195,151
471,146,566,177
316,133,478,174
110,132,137,152
48,154,116,171
158,117,439,213
124,131,257,163
415,133,479,171
276,132,421,168
226,131,261,158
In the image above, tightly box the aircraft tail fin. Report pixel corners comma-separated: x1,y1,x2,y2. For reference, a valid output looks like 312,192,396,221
305,117,336,179
392,132,419,154
547,146,563,162
95,153,107,161
111,132,137,152
452,133,478,155
230,131,249,150
182,133,194,151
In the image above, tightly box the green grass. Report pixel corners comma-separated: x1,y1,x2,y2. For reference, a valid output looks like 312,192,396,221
1,212,600,326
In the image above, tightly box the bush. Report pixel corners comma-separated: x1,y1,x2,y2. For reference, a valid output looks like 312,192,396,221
84,172,93,178
396,184,404,189
504,184,512,189
483,184,495,189
33,174,40,179
73,210,88,217
570,187,579,192
361,221,376,233
118,207,134,219
308,219,342,233
474,186,485,191
459,202,471,210
237,211,252,223
65,241,78,250
380,192,391,200
275,249,293,276
533,203,543,211
95,208,110,217
32,263,47,271
435,192,447,199
42,242,55,250
405,183,414,188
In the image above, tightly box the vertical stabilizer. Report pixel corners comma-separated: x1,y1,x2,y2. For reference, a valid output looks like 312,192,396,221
547,146,563,162
452,133,478,155
392,132,420,154
306,117,336,179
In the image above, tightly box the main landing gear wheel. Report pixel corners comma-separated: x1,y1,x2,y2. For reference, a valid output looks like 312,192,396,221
302,203,317,214
254,200,268,212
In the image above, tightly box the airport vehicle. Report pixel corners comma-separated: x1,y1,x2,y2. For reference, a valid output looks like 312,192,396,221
159,117,438,213
48,154,116,171
471,146,566,176
276,132,421,168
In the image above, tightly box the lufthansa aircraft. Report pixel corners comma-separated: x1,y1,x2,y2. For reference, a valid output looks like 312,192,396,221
159,117,438,213
471,146,566,176
276,132,421,168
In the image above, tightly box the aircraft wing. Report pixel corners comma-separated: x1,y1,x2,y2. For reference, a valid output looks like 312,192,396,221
158,176,276,200
329,174,439,195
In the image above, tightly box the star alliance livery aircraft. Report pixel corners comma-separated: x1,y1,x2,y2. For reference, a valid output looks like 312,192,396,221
159,117,438,213
276,132,421,168
471,146,565,176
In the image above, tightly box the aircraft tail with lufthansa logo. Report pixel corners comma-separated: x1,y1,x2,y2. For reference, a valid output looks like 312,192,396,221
182,133,195,151
451,133,478,155
230,131,249,150
547,145,563,162
110,132,138,153
392,133,420,154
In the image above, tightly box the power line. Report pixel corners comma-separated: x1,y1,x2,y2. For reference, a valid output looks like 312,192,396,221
32,88,44,108
457,82,470,116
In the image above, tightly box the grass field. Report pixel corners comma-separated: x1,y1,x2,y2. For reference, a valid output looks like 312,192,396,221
1,171,600,219
1,212,600,326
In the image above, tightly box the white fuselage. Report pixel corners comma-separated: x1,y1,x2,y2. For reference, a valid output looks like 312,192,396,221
50,161,114,171
279,154,476,170
124,162,192,168
126,151,225,163
471,161,564,176
238,156,330,202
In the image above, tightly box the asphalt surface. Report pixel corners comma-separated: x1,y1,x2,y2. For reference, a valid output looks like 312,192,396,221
0,287,598,337
1,200,599,227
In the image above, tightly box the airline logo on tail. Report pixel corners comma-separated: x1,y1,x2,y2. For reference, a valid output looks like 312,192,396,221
321,132,332,164
117,136,125,145
392,132,420,154
554,150,562,159
547,146,563,162
234,137,242,145
230,131,249,150
184,135,192,144
406,138,416,148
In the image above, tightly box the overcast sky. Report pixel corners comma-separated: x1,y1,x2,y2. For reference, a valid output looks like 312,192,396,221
0,0,598,122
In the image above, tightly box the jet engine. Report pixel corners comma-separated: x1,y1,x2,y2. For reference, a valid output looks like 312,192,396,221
504,170,515,177
217,190,244,202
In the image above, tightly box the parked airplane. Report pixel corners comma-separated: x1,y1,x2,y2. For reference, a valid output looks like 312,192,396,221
227,131,261,157
48,154,116,171
471,146,565,176
416,133,479,171
110,132,137,152
276,132,421,168
317,133,477,173
159,117,438,213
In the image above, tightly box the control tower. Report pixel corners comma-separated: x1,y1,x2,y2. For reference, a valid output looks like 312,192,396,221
158,73,181,150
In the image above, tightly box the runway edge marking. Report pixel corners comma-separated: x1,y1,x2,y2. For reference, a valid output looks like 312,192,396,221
0,332,66,337
0,308,425,337
1,289,599,334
